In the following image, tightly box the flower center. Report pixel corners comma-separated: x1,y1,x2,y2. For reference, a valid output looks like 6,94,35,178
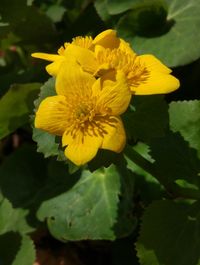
65,94,96,134
64,92,113,141
76,104,89,117
127,58,149,87
75,104,95,124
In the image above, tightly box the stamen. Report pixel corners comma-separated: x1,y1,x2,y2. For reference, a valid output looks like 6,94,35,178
71,36,94,49
65,90,115,141
57,46,65,55
96,48,150,87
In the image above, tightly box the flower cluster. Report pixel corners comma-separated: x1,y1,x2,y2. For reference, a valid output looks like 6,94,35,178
32,29,180,166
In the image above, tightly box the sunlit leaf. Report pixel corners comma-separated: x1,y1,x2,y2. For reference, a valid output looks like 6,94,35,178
32,129,60,158
0,198,34,235
12,235,35,265
38,164,135,240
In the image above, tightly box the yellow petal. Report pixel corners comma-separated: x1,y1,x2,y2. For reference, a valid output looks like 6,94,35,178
101,116,126,153
119,38,135,55
138,55,172,74
131,71,180,95
94,71,131,115
63,131,102,165
64,44,98,74
31,52,61,61
56,61,96,97
94,45,111,75
92,70,116,96
93,29,120,49
46,58,65,76
35,95,69,136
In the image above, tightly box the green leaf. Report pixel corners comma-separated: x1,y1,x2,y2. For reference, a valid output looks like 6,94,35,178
0,144,48,208
117,0,200,67
0,233,35,265
34,78,56,107
123,95,168,142
125,143,154,179
38,165,132,241
12,235,35,265
46,4,66,23
136,200,200,265
32,129,60,158
94,0,120,26
169,100,200,159
107,0,140,15
149,131,200,186
0,198,34,235
0,83,41,140
94,0,111,21
0,0,57,44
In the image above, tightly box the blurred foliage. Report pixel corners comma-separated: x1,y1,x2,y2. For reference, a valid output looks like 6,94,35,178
0,0,200,265
136,200,200,265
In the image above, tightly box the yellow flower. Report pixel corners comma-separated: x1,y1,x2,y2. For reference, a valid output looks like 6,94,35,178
35,62,131,166
32,29,180,95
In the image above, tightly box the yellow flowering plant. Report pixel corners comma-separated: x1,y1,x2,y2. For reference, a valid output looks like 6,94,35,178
1,1,200,264
32,29,179,95
32,29,179,165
